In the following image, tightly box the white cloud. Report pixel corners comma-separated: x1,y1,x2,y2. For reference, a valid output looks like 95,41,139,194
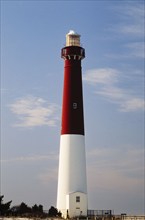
83,68,144,112
9,96,60,127
83,68,119,85
120,98,144,112
95,86,126,100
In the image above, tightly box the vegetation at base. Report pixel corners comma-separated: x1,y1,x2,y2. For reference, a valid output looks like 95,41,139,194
0,195,61,218
0,195,12,216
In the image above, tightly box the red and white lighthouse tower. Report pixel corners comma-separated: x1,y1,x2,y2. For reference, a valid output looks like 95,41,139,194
57,30,87,218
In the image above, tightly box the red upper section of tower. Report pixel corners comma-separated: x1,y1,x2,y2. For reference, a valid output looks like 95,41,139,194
61,46,85,135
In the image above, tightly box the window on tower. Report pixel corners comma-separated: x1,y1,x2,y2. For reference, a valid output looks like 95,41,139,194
73,102,77,109
76,196,80,203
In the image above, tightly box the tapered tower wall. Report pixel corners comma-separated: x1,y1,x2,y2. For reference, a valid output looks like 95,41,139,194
57,31,87,218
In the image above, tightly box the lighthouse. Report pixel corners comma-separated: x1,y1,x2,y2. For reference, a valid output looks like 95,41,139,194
57,30,87,218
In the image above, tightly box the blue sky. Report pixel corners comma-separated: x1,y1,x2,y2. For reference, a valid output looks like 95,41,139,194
1,0,144,215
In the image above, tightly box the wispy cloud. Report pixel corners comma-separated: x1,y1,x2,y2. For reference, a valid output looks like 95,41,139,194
114,3,144,37
1,88,10,94
1,153,58,163
37,168,58,185
125,42,144,59
9,96,60,127
83,68,144,112
120,98,144,112
87,145,144,192
106,3,144,61
106,41,144,60
83,68,119,85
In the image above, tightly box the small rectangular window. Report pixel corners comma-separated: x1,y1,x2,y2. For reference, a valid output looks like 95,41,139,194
76,196,80,202
73,102,77,109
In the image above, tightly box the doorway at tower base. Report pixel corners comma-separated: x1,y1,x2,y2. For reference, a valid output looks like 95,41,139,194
61,192,87,218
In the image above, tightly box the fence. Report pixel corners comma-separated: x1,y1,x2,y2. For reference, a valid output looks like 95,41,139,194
87,210,113,217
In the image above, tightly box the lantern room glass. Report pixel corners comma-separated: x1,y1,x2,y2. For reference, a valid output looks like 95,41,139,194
66,31,80,46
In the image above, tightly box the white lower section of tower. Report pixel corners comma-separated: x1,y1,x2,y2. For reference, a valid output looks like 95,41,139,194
57,134,87,218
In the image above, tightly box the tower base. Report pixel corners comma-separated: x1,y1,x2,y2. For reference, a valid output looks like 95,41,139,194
57,134,87,218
